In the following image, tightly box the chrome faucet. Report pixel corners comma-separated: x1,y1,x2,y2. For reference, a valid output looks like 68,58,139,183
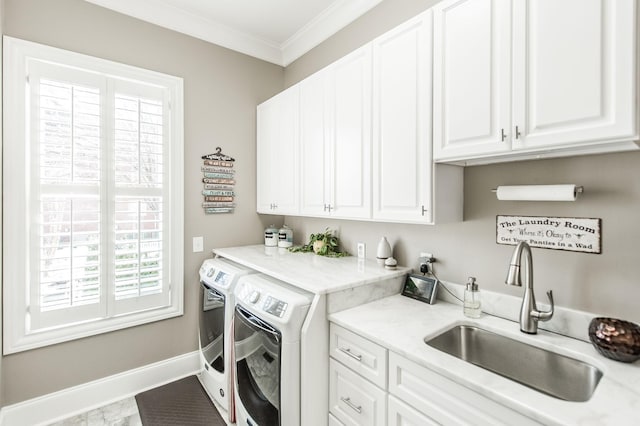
505,241,554,334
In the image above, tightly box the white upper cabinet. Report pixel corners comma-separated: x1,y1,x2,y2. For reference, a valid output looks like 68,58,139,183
299,46,372,219
434,0,638,164
256,85,299,214
373,11,451,223
433,0,512,161
330,46,373,219
512,0,637,151
258,9,463,224
299,71,329,216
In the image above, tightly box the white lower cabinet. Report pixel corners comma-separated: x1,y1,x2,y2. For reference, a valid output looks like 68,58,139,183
329,323,387,389
387,395,438,426
329,323,543,426
330,359,386,426
329,324,388,426
329,412,346,426
388,352,541,426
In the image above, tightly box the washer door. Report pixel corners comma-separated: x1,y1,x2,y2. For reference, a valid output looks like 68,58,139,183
199,282,225,372
234,305,282,426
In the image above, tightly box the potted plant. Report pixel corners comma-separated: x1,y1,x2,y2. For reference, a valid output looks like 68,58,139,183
288,228,349,257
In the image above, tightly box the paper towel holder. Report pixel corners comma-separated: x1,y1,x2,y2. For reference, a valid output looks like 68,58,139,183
491,184,584,201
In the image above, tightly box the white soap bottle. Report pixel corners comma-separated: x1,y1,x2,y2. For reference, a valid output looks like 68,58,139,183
463,277,481,318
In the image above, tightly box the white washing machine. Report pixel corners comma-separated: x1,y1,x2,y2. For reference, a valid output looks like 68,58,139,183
198,257,256,422
233,274,313,426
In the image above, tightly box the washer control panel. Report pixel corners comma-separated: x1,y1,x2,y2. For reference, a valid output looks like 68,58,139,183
263,296,288,318
235,274,312,322
248,290,261,304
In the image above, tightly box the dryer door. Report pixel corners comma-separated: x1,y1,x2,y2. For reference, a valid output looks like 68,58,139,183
199,282,225,372
234,304,282,426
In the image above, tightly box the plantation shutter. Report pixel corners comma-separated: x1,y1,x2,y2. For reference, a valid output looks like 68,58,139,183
29,64,108,329
27,62,171,329
4,36,183,354
111,80,171,315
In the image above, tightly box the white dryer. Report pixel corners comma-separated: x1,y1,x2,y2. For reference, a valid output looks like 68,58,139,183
198,257,256,422
233,274,313,426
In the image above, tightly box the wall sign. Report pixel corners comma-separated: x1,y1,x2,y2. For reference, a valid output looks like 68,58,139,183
496,215,601,254
201,147,236,214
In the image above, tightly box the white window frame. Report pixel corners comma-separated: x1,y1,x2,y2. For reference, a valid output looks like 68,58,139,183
3,36,184,354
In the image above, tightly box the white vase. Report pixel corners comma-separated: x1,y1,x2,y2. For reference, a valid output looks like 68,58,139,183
376,236,392,259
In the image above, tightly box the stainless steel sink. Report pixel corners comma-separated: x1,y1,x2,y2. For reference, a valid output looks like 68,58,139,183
425,325,602,402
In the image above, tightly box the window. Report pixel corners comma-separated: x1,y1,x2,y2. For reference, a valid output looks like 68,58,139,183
3,36,184,354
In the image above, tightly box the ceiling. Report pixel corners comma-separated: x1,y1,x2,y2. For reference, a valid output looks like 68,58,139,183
84,0,384,66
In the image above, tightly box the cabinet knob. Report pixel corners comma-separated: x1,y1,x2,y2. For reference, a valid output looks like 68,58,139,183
501,128,507,142
515,125,521,140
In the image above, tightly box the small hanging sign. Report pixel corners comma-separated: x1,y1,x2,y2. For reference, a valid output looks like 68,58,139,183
496,215,601,254
201,147,236,214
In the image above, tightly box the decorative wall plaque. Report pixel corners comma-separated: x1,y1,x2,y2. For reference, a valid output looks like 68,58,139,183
496,215,601,254
201,147,236,214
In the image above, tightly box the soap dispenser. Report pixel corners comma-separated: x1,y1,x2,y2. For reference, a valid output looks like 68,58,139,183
463,277,481,319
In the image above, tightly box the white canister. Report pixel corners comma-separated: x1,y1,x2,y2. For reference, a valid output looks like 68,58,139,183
278,225,293,248
376,236,392,259
264,225,278,247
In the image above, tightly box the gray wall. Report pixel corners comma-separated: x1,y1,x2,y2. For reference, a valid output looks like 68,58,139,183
2,0,283,405
284,0,640,323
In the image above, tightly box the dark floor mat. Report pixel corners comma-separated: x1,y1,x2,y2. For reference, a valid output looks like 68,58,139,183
135,375,225,425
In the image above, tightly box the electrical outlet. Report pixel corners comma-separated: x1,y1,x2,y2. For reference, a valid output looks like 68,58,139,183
193,236,204,253
357,242,366,259
420,252,434,262
419,252,435,274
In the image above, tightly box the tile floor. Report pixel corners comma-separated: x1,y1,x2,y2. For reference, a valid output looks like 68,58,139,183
46,397,141,426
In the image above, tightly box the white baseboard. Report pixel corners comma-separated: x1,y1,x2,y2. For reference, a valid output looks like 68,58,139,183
0,350,201,426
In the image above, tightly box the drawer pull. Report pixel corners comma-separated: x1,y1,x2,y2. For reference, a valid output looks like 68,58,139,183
339,347,362,361
340,396,362,414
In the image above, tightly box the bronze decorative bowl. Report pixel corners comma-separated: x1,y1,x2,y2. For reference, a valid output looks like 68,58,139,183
588,317,640,363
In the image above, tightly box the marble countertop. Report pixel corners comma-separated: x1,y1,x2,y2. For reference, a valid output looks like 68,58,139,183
329,295,640,426
212,245,411,295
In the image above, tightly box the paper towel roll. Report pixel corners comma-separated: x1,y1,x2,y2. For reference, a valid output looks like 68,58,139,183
495,185,580,201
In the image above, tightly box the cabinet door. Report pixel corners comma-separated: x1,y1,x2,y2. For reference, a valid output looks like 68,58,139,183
330,324,388,389
327,46,372,219
512,0,637,150
388,395,439,426
329,359,386,426
388,352,541,426
372,11,433,223
256,86,299,214
299,71,330,216
433,0,512,161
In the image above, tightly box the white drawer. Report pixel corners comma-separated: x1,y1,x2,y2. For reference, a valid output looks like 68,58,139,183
388,394,438,426
330,323,387,389
329,412,345,426
329,358,386,426
388,352,541,426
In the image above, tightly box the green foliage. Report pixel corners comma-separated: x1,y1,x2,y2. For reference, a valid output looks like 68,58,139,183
288,228,349,257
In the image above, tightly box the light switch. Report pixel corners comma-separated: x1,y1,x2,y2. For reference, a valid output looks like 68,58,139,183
193,236,204,253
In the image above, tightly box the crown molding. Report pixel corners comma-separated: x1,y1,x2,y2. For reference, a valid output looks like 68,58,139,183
84,0,383,67
281,0,384,66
